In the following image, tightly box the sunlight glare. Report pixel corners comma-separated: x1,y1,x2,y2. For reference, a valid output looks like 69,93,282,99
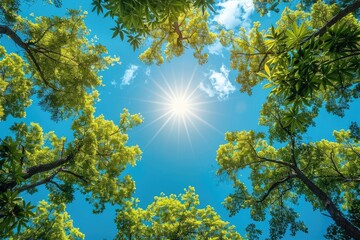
140,66,223,148
170,96,190,116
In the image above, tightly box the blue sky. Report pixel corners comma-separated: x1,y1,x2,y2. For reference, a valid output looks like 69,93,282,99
2,0,359,239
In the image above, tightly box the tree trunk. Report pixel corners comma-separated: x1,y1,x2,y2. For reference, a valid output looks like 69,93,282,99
294,167,360,240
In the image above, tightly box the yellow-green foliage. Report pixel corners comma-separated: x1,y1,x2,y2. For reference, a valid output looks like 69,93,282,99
13,200,85,240
139,7,216,65
115,187,242,240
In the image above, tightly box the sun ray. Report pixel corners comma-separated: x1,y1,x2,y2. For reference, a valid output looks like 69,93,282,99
144,113,175,149
187,111,223,135
144,110,173,128
132,66,224,148
182,114,192,146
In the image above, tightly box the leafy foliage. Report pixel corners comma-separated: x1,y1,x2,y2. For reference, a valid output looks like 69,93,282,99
252,0,359,16
91,0,214,49
11,200,84,240
223,1,360,117
217,97,360,238
115,187,242,239
90,0,217,65
0,2,143,238
138,7,216,65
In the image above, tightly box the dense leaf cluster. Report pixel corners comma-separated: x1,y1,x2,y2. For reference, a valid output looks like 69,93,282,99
1,0,360,239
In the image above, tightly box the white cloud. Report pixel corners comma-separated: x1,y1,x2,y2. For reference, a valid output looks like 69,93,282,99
199,82,215,97
214,0,254,29
145,67,151,77
121,64,139,86
199,64,236,100
110,79,117,87
208,40,224,56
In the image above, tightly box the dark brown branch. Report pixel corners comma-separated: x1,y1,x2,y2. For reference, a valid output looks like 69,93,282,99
258,53,269,72
312,0,360,39
0,152,75,193
246,139,294,168
33,47,74,66
20,145,25,166
324,52,360,66
60,169,88,183
257,174,296,202
23,153,75,180
347,143,360,159
271,105,293,137
33,45,79,64
312,175,360,183
0,25,58,90
173,21,190,45
321,212,332,218
15,168,61,193
290,136,297,167
232,51,270,56
328,149,346,179
28,23,56,46
49,180,66,192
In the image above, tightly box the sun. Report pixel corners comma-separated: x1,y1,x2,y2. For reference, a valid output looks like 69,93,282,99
140,67,222,148
169,95,191,116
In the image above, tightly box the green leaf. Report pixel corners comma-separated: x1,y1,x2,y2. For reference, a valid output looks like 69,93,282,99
264,64,271,77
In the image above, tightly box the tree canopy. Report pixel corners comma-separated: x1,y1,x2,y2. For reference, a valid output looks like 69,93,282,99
0,0,360,239
0,6,142,239
215,0,360,239
115,187,242,239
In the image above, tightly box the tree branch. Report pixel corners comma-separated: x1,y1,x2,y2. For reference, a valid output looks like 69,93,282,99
15,168,61,193
0,151,76,193
0,25,58,90
310,0,360,39
257,174,296,203
49,180,66,192
328,149,346,179
173,21,189,45
60,169,88,183
246,139,294,168
294,167,360,239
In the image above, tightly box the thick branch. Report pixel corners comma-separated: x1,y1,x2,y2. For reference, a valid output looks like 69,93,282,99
290,136,297,167
311,0,360,39
23,153,75,180
0,152,75,193
294,167,360,239
0,25,57,90
173,22,189,45
15,169,61,193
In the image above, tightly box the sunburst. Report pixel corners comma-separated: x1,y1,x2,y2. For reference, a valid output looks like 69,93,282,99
142,67,221,148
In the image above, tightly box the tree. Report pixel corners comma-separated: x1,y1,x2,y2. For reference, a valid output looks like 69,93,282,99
91,0,217,64
217,1,360,239
216,95,360,239
0,7,143,238
221,0,360,120
10,200,85,239
115,187,242,240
